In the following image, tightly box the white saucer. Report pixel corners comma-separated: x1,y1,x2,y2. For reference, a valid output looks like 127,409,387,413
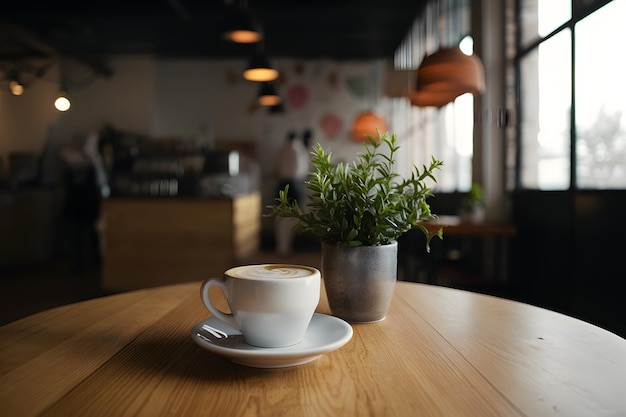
191,313,353,368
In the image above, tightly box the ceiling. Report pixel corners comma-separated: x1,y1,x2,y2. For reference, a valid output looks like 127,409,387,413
1,0,429,80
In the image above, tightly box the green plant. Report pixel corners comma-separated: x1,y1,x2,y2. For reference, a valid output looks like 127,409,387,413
269,131,443,249
461,183,484,209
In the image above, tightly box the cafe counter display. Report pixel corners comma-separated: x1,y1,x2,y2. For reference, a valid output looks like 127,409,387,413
99,192,260,291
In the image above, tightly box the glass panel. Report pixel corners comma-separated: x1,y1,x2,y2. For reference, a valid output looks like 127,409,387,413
520,0,571,47
575,0,626,189
448,93,473,191
520,29,571,190
392,0,474,194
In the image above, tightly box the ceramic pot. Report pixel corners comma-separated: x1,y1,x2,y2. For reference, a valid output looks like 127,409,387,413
458,203,486,224
321,241,397,323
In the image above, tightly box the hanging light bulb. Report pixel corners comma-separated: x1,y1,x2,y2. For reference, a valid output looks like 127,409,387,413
222,1,262,44
8,70,24,96
257,82,281,106
9,80,24,96
55,91,71,112
243,52,279,82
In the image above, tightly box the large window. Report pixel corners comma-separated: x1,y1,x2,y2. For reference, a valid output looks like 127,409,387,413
519,29,571,189
574,0,626,188
393,0,474,193
517,0,626,190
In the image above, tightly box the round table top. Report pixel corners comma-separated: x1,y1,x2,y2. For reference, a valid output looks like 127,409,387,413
1,281,625,417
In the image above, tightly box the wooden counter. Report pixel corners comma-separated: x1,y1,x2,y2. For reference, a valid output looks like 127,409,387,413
100,192,260,291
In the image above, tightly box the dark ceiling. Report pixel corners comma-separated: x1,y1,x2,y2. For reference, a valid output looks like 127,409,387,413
1,0,429,79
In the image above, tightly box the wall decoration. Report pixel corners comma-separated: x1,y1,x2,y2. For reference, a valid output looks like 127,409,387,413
286,84,309,109
319,113,343,139
346,76,366,98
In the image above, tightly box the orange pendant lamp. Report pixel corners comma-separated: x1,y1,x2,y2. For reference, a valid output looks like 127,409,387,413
410,46,485,108
350,111,387,142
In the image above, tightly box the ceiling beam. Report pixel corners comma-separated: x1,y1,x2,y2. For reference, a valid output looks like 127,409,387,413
0,20,113,78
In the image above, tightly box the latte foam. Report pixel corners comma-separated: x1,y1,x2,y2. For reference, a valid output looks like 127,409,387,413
227,264,318,280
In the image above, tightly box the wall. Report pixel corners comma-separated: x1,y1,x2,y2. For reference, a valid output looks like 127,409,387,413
57,57,156,140
0,64,61,176
1,57,394,167
151,58,393,175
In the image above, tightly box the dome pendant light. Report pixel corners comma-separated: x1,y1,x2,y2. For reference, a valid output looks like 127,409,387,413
411,46,485,108
350,61,387,142
257,82,281,106
350,111,387,142
243,51,278,82
222,0,262,44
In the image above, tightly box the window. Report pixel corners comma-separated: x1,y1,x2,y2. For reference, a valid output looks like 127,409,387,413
574,0,626,188
519,29,571,189
516,0,626,190
393,0,474,193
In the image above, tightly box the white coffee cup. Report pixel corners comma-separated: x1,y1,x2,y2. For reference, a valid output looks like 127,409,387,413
200,264,321,348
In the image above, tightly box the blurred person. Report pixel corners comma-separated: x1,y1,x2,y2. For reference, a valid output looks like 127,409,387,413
274,130,309,255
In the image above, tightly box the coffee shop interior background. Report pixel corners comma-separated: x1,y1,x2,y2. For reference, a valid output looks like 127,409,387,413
1,0,625,338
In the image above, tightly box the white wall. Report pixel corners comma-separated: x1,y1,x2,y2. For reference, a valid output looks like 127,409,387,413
59,57,156,139
0,64,61,175
1,56,395,179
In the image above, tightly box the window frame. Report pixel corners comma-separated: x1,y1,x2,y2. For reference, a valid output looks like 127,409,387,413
514,0,619,191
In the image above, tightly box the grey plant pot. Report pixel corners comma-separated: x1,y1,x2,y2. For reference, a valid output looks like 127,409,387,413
321,241,398,323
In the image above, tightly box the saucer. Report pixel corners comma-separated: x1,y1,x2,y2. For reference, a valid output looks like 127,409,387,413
191,313,353,368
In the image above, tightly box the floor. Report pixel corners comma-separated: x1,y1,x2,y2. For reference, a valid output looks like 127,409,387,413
0,249,322,327
3,250,623,338
0,231,515,327
0,259,101,326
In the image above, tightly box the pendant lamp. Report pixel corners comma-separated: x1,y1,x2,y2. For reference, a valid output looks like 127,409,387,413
350,61,387,142
350,111,387,142
410,46,485,108
54,90,71,112
222,1,262,44
243,52,278,82
257,82,281,106
9,80,24,96
8,70,24,96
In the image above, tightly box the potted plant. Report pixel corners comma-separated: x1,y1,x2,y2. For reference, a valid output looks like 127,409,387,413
458,183,485,224
270,131,443,322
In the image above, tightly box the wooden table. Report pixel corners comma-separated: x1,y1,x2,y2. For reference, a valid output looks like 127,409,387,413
402,215,518,283
423,215,517,236
1,281,625,417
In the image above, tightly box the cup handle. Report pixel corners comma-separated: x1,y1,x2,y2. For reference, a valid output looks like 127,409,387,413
200,278,239,329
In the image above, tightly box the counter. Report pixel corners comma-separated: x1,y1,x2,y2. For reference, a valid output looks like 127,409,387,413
100,192,260,291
